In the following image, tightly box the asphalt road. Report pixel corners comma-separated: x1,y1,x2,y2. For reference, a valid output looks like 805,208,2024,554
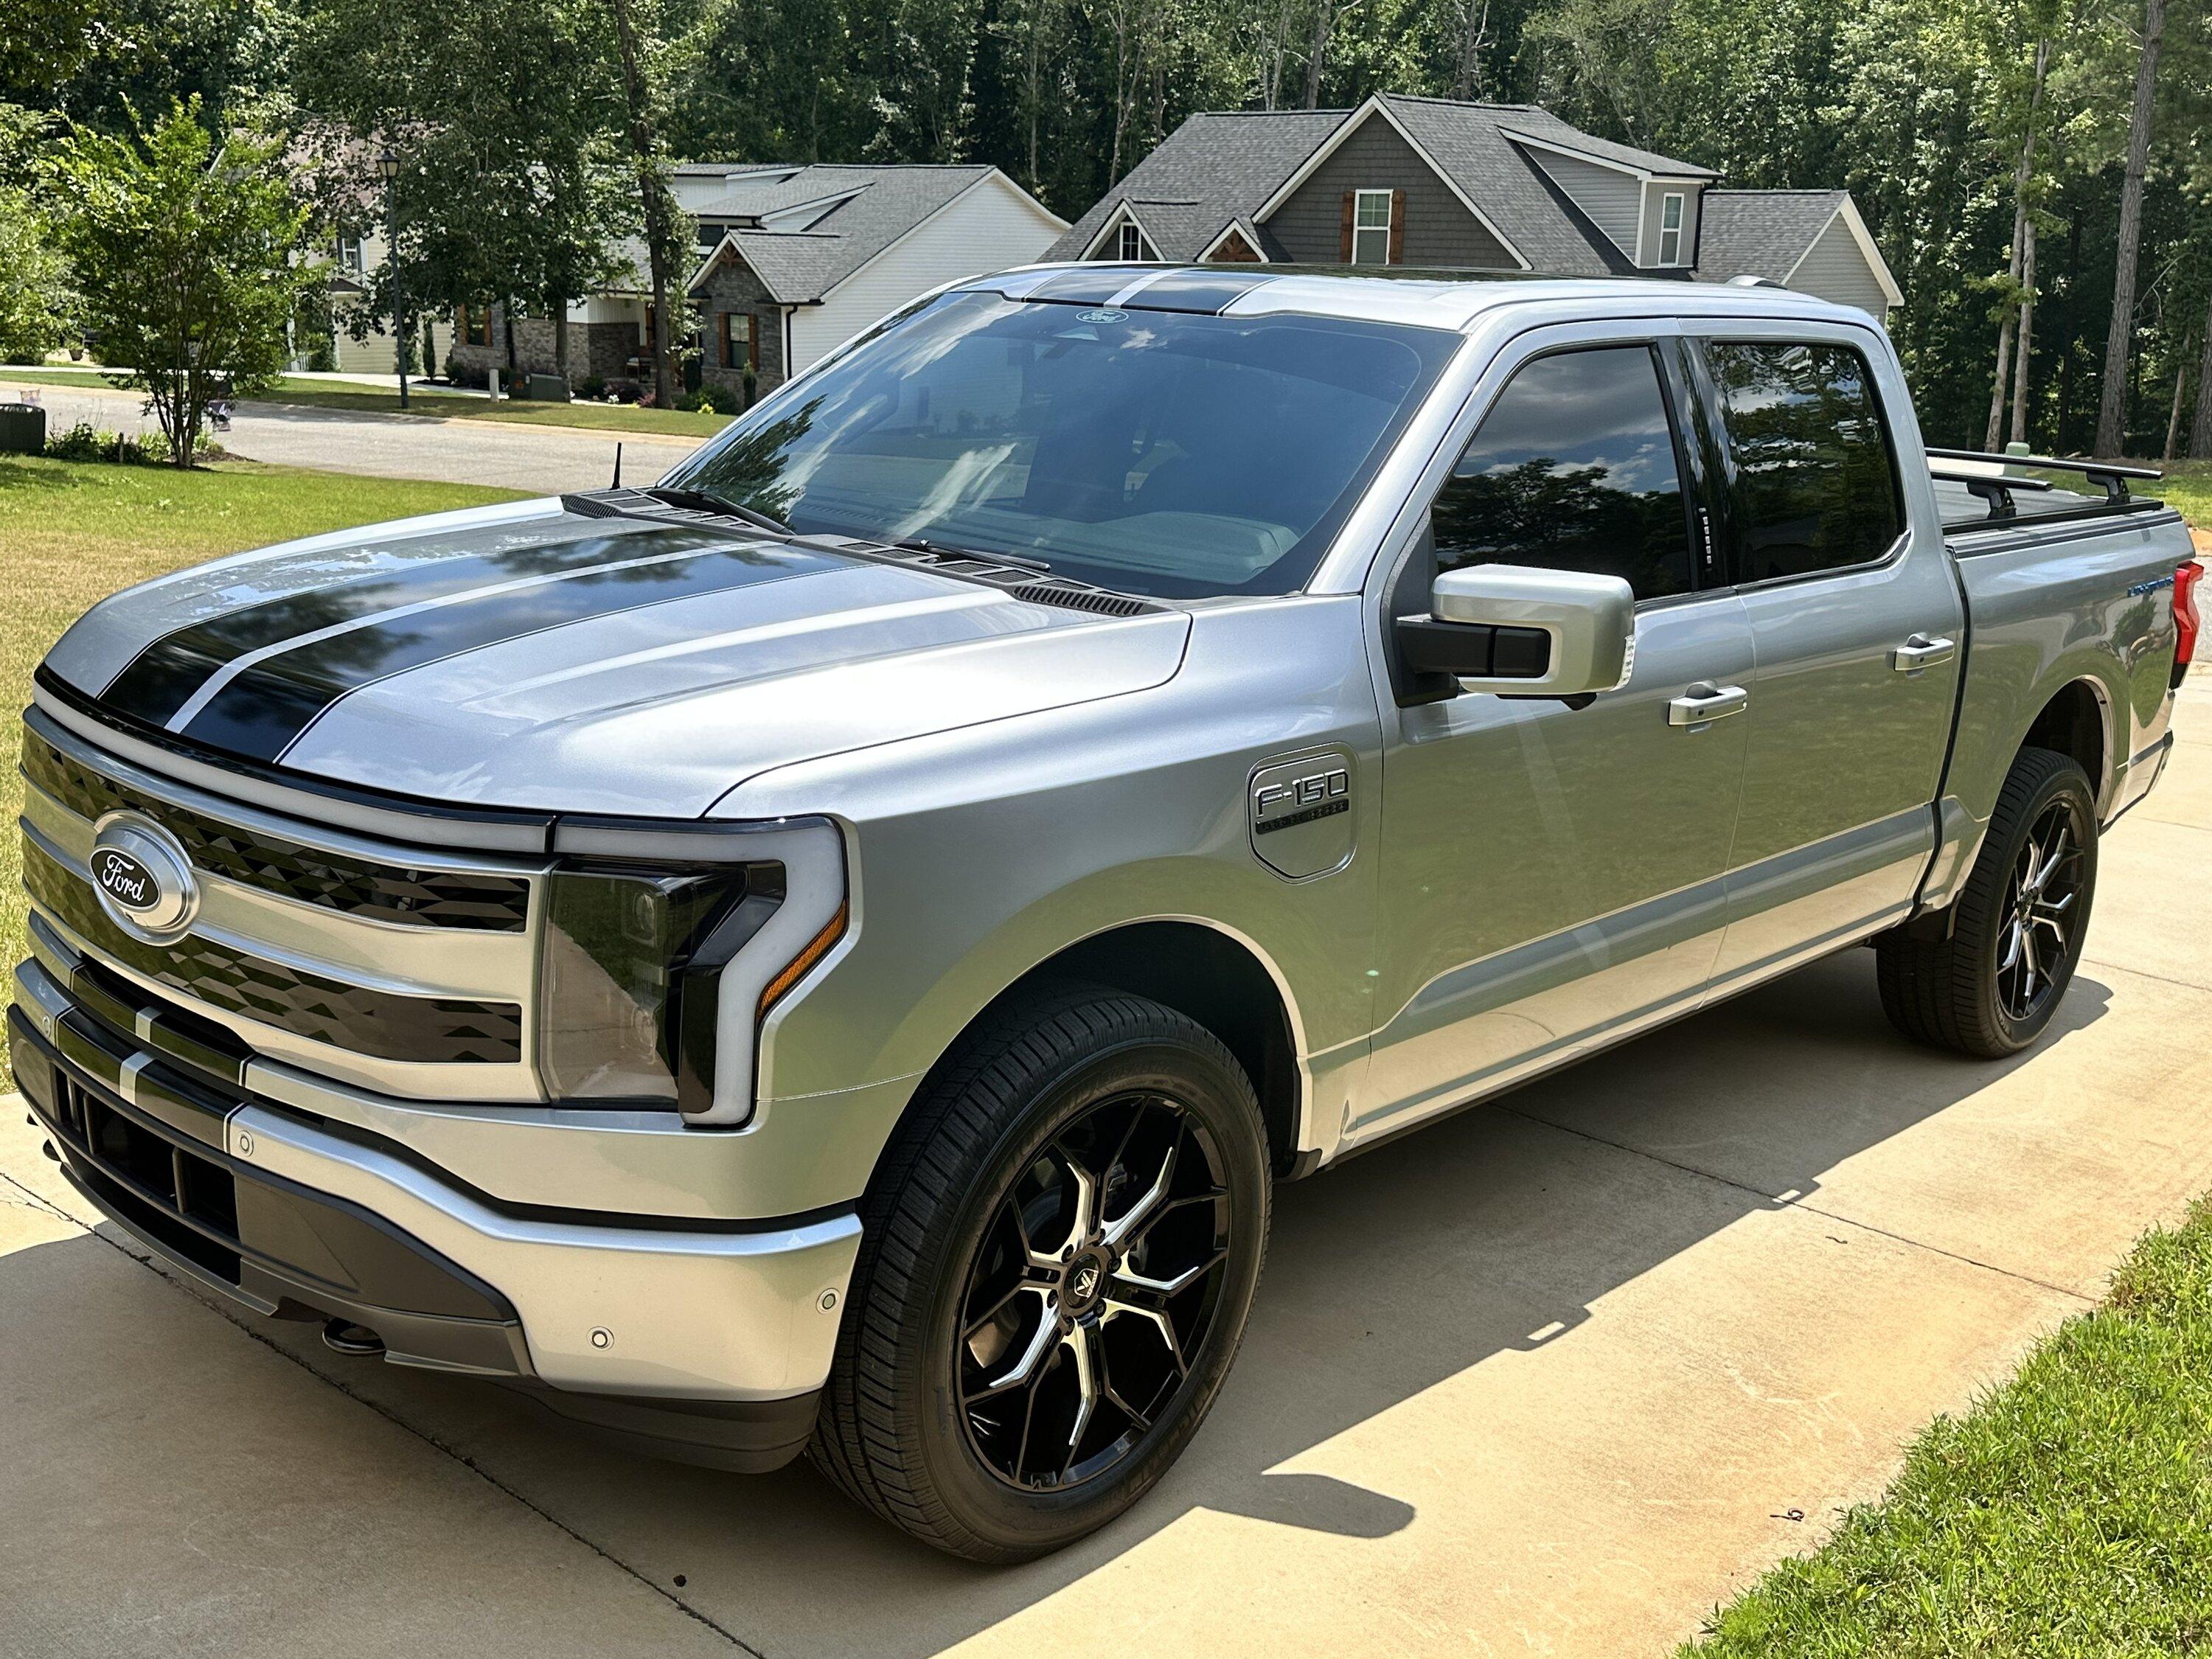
4,678,2210,1658
0,381,704,495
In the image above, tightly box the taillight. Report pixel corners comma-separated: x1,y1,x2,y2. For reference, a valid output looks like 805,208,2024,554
2177,559,2203,676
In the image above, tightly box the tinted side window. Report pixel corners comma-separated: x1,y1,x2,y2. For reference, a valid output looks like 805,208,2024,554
1431,347,1693,601
1705,341,1903,582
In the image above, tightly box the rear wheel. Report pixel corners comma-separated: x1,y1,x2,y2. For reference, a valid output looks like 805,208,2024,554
810,987,1270,1562
1877,745,2098,1058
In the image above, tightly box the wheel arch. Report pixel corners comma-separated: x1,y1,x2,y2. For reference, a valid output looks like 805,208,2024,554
2020,675,2111,811
895,918,1310,1183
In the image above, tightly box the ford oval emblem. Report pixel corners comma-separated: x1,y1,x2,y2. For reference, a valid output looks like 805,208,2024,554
1076,309,1129,324
92,848,160,911
88,813,199,939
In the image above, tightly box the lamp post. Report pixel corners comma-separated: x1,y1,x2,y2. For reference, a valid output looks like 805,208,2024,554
377,147,408,411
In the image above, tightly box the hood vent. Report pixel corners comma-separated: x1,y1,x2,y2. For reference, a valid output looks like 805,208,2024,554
1007,582,1152,617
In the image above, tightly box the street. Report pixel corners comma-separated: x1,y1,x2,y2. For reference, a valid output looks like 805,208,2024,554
4,679,2208,1658
0,381,705,496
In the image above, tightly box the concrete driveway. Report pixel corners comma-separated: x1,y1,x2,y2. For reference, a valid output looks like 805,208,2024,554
5,681,2209,1658
0,381,703,495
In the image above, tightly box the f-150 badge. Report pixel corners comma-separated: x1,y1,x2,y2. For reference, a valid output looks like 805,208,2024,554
1249,752,1355,879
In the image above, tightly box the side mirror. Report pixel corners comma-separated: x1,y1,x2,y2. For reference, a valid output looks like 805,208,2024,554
1394,564,1636,698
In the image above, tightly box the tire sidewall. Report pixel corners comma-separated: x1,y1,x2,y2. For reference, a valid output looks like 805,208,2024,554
908,1030,1269,1557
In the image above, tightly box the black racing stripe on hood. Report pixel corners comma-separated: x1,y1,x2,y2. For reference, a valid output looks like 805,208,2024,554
1116,270,1282,314
178,540,844,764
98,524,734,728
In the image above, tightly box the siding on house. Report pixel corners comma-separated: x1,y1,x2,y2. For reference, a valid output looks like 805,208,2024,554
1266,115,1514,268
786,173,1065,374
1523,148,1641,259
1637,182,1703,268
1786,212,1891,317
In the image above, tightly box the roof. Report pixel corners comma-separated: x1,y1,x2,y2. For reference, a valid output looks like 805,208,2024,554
682,164,1015,304
1050,109,1349,264
1046,97,1720,274
1697,189,1851,282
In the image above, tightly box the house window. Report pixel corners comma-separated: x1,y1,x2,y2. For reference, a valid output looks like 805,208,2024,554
455,305,493,347
1658,192,1686,266
1352,189,1393,265
1116,220,1155,261
335,234,364,273
719,310,758,372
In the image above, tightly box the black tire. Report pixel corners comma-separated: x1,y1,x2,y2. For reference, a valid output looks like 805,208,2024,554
1877,745,2098,1058
809,986,1270,1562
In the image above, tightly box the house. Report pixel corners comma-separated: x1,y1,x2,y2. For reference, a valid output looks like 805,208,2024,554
1046,94,1902,319
679,163,1068,400
357,162,1062,398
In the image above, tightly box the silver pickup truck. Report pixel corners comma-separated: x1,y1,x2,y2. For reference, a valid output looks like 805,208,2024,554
16,267,2198,1561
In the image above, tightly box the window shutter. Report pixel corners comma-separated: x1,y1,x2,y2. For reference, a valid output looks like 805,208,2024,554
1388,189,1406,265
1340,192,1355,262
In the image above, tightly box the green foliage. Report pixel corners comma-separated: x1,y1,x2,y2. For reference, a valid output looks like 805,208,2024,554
0,104,72,364
51,98,316,467
42,418,173,463
1686,1192,2212,1656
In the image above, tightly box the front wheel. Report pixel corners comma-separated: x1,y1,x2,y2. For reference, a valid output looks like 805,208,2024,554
810,988,1270,1562
1877,745,2098,1058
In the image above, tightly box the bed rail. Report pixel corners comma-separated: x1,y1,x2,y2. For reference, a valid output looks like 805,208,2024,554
1928,448,2165,530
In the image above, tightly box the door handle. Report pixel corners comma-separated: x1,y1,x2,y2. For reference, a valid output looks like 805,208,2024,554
1892,633,1957,672
1667,682,1748,726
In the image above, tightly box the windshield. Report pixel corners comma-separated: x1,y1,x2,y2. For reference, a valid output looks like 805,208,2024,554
664,291,1461,599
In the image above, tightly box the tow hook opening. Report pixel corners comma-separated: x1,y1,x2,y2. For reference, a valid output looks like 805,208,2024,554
321,1318,386,1357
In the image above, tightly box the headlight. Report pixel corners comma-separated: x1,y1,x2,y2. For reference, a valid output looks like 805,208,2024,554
537,818,846,1126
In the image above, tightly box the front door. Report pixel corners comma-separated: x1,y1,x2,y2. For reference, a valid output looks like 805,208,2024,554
1360,337,1753,1143
1689,331,1965,992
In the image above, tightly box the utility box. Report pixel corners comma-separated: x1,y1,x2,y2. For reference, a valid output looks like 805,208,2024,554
526,372,570,403
0,402,46,455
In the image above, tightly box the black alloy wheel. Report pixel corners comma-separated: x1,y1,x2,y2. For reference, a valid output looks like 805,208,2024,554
956,1091,1233,1491
1995,796,2087,1025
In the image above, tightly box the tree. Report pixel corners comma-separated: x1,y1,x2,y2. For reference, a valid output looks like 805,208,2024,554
0,104,71,364
53,99,316,466
1986,32,2051,451
2094,0,2164,456
608,0,686,409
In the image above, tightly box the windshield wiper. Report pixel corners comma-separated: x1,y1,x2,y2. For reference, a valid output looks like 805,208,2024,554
647,487,792,535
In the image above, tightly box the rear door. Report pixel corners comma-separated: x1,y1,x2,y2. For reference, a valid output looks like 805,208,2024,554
1690,327,1965,992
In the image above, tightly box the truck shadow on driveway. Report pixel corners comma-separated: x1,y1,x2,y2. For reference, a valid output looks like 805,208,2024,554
6,950,2114,1656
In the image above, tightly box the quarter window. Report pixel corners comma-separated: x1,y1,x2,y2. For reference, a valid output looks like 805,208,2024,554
1352,189,1394,265
1431,345,1694,601
1658,192,1686,266
1704,341,1904,582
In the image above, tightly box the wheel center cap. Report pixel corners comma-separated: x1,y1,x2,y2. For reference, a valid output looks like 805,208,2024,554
1060,1248,1111,1316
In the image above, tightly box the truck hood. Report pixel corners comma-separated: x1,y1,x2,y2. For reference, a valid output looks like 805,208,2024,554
45,498,1192,818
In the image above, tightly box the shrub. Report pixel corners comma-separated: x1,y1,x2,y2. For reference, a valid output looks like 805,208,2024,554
44,420,173,465
579,374,605,400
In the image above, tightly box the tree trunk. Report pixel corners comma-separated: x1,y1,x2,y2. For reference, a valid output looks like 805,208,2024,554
1985,38,2048,451
2095,0,2164,458
554,303,571,389
2008,216,2037,447
1454,0,1489,100
2191,288,2212,459
609,0,677,411
503,301,519,389
1302,0,1332,109
1025,0,1042,187
2163,352,2188,460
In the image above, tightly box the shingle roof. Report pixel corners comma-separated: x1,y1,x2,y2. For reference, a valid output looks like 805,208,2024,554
1046,110,1349,262
683,164,998,303
1697,189,1848,282
1043,96,1716,275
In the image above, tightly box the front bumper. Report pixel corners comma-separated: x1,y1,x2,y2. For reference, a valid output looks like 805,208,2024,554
14,959,860,1465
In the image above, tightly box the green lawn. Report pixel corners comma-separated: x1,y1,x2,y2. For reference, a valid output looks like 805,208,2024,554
2148,458,2212,531
0,366,733,437
1685,1194,2212,1657
0,455,526,1082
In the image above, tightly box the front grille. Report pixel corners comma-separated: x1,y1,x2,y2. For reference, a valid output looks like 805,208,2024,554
24,838,524,1064
23,730,529,931
46,1072,243,1284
